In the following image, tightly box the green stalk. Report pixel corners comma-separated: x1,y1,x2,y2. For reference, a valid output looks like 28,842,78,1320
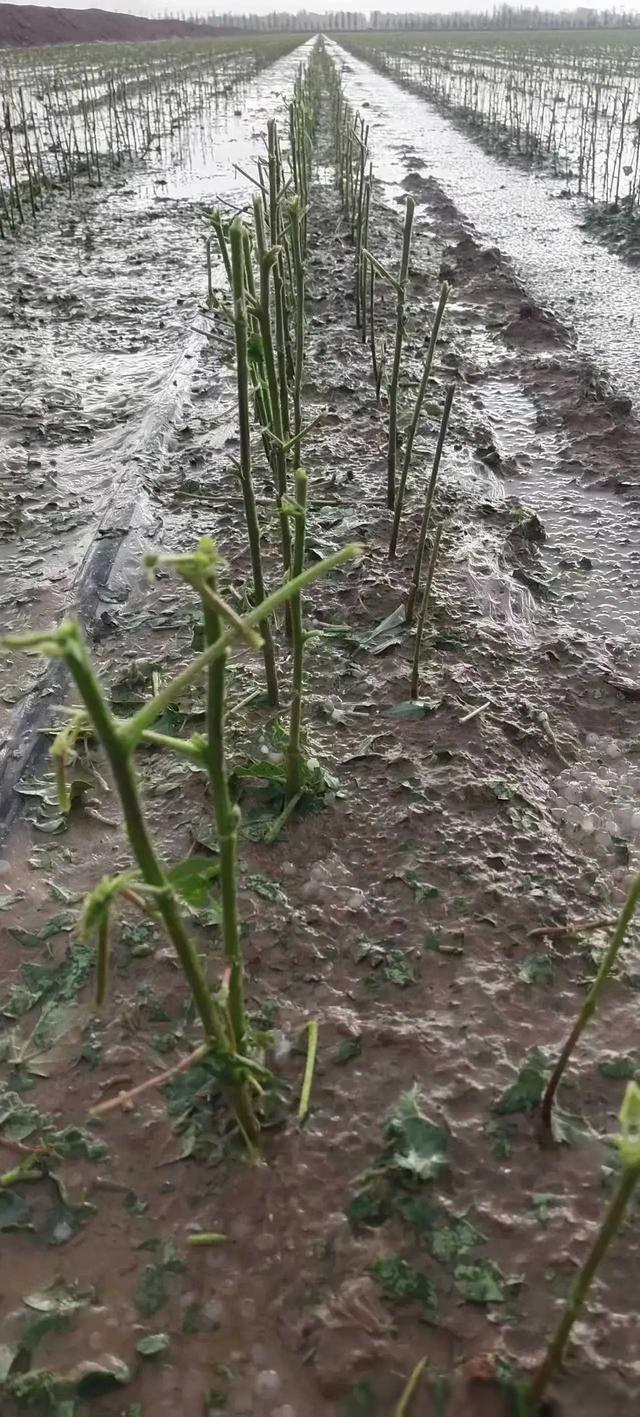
267,120,291,442
61,638,227,1052
286,468,308,802
229,216,279,708
389,282,449,559
252,194,291,579
541,872,640,1131
529,1082,640,1410
201,574,248,1058
46,624,257,1150
409,524,443,701
405,385,454,625
212,207,232,285
368,257,383,405
387,195,414,511
288,195,305,468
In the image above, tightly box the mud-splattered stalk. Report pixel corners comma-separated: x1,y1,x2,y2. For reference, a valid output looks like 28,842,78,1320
387,196,415,511
529,1081,640,1410
405,384,454,625
540,871,640,1131
286,469,308,802
389,282,449,560
409,524,443,701
288,195,305,468
229,216,279,707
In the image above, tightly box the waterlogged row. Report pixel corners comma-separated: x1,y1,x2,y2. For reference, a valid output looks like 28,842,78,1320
347,31,640,212
0,35,300,233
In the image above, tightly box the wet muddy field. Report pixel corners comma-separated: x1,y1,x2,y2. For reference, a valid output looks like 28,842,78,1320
2,33,640,1417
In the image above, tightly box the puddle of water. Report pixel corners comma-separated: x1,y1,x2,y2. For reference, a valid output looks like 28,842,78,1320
326,39,640,407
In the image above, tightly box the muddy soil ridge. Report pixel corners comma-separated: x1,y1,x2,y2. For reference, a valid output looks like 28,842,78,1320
0,3,227,49
3,32,640,1417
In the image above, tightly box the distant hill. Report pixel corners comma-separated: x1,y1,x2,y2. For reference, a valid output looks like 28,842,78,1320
0,4,226,47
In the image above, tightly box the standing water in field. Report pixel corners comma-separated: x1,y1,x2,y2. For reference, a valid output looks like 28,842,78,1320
327,39,640,407
0,39,312,797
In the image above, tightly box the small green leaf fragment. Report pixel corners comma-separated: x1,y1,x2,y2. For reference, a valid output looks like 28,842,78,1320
346,1188,391,1233
136,1332,169,1357
166,856,220,907
494,1061,545,1115
371,1255,437,1319
454,1261,505,1304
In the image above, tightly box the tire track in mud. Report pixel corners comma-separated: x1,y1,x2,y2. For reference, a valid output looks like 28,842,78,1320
0,42,312,834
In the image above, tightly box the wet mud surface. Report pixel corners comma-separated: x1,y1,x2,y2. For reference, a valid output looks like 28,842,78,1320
330,40,640,410
2,40,640,1417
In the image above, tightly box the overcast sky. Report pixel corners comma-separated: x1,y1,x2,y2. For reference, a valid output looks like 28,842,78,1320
12,0,630,12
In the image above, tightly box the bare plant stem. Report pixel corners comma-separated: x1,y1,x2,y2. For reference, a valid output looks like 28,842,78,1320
288,195,305,468
528,1160,640,1409
61,642,226,1052
267,120,291,443
387,195,414,511
405,384,454,625
409,524,443,700
252,195,292,580
368,258,383,404
389,282,449,559
540,872,640,1131
201,578,248,1058
229,216,279,707
286,468,308,802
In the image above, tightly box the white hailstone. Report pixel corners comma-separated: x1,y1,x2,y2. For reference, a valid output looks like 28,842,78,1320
562,781,581,804
254,1371,281,1399
595,830,611,849
564,804,583,827
581,814,595,835
606,740,622,760
631,811,640,833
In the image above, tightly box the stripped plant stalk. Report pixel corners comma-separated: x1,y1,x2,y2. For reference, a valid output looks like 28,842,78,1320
529,1082,640,1410
540,871,640,1131
286,468,308,802
288,195,305,467
359,169,372,345
252,194,291,580
198,547,250,1058
229,215,279,707
405,384,454,624
387,195,415,510
211,207,232,285
368,255,383,404
267,119,291,440
409,524,443,701
389,281,449,559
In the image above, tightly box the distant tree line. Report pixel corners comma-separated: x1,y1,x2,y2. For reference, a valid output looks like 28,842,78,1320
167,5,640,32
